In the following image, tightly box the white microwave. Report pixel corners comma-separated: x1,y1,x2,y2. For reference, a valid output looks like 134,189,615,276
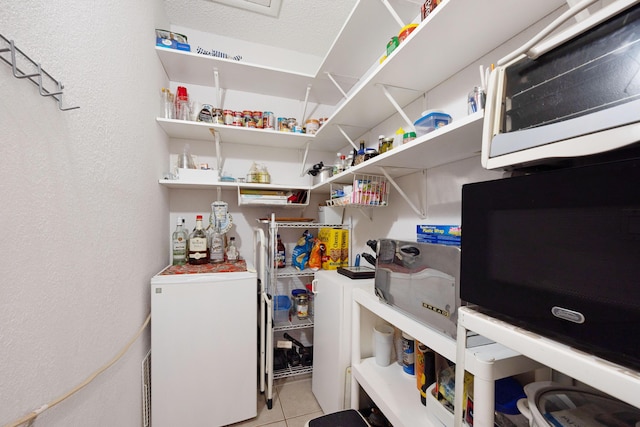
481,0,640,171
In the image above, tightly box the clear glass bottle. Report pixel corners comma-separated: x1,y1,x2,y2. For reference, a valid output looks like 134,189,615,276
172,216,188,265
188,215,208,265
208,216,225,264
226,236,239,263
275,234,286,268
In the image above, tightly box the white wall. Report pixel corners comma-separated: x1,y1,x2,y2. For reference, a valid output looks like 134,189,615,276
0,1,169,426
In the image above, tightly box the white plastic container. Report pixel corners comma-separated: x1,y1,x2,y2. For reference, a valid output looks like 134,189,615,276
373,324,394,366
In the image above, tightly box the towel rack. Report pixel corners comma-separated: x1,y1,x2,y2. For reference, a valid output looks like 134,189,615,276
0,34,79,111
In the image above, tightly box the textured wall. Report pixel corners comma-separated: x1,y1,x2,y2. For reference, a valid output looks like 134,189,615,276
0,1,169,425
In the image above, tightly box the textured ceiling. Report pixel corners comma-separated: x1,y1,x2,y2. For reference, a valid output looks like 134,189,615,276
164,0,359,58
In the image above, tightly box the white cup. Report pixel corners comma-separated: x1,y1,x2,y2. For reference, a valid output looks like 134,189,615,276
373,324,394,366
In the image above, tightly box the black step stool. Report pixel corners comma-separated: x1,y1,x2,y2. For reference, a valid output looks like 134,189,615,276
306,409,370,427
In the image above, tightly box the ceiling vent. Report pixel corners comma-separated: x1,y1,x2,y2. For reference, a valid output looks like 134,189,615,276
209,0,282,17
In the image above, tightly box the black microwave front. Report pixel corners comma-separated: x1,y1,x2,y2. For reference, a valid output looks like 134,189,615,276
460,156,640,370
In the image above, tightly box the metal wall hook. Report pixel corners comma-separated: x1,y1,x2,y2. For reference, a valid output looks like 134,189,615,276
1,34,79,111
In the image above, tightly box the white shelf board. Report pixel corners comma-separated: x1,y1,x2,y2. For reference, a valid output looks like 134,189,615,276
353,288,457,362
351,358,434,427
313,0,567,148
159,179,309,191
458,307,640,409
156,47,347,105
312,112,483,192
156,118,314,149
352,289,542,378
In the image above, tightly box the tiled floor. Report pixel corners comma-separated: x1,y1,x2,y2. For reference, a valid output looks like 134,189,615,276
228,375,324,427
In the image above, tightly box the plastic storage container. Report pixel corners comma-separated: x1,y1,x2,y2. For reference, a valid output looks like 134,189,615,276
413,111,452,136
273,295,292,324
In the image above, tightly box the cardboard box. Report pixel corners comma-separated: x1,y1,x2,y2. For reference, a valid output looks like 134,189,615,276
156,36,191,51
341,229,349,267
417,225,461,246
318,228,342,270
156,30,190,51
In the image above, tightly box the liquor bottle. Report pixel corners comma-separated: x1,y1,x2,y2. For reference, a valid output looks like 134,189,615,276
172,216,188,265
275,234,286,268
226,236,239,263
209,216,225,264
188,215,208,265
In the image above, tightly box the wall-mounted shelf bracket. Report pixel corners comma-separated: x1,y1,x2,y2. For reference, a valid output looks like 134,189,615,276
380,0,406,28
299,140,312,177
379,84,416,130
1,34,79,111
378,166,427,219
325,72,348,99
336,125,359,151
213,68,222,108
301,84,312,123
209,128,223,173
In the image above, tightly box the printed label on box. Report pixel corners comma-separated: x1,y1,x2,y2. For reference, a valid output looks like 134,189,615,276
318,228,342,270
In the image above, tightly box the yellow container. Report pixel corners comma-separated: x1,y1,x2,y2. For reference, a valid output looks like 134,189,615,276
318,228,342,270
341,229,349,267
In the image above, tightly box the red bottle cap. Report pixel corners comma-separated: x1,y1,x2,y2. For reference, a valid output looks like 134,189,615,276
176,86,188,100
196,215,202,220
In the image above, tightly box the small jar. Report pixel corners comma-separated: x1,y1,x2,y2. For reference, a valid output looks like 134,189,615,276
305,119,320,135
295,293,309,319
382,137,394,152
403,131,416,144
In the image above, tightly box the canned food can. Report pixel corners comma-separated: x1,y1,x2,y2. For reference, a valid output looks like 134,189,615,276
278,117,288,132
401,332,415,375
223,109,234,125
253,111,263,129
263,111,275,129
233,111,243,126
242,110,252,126
213,108,223,125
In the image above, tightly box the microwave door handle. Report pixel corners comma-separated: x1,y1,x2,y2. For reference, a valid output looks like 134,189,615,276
497,0,598,66
528,0,640,59
481,67,503,168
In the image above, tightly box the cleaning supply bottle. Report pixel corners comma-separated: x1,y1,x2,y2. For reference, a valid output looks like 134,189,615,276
393,127,405,149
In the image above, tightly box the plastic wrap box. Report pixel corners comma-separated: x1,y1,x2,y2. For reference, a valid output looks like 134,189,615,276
156,37,190,51
417,225,461,247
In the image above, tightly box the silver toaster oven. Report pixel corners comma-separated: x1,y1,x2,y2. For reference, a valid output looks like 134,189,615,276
374,240,460,339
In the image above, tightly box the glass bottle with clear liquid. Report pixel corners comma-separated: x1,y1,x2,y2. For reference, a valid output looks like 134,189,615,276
226,236,239,263
209,216,225,264
172,216,188,265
